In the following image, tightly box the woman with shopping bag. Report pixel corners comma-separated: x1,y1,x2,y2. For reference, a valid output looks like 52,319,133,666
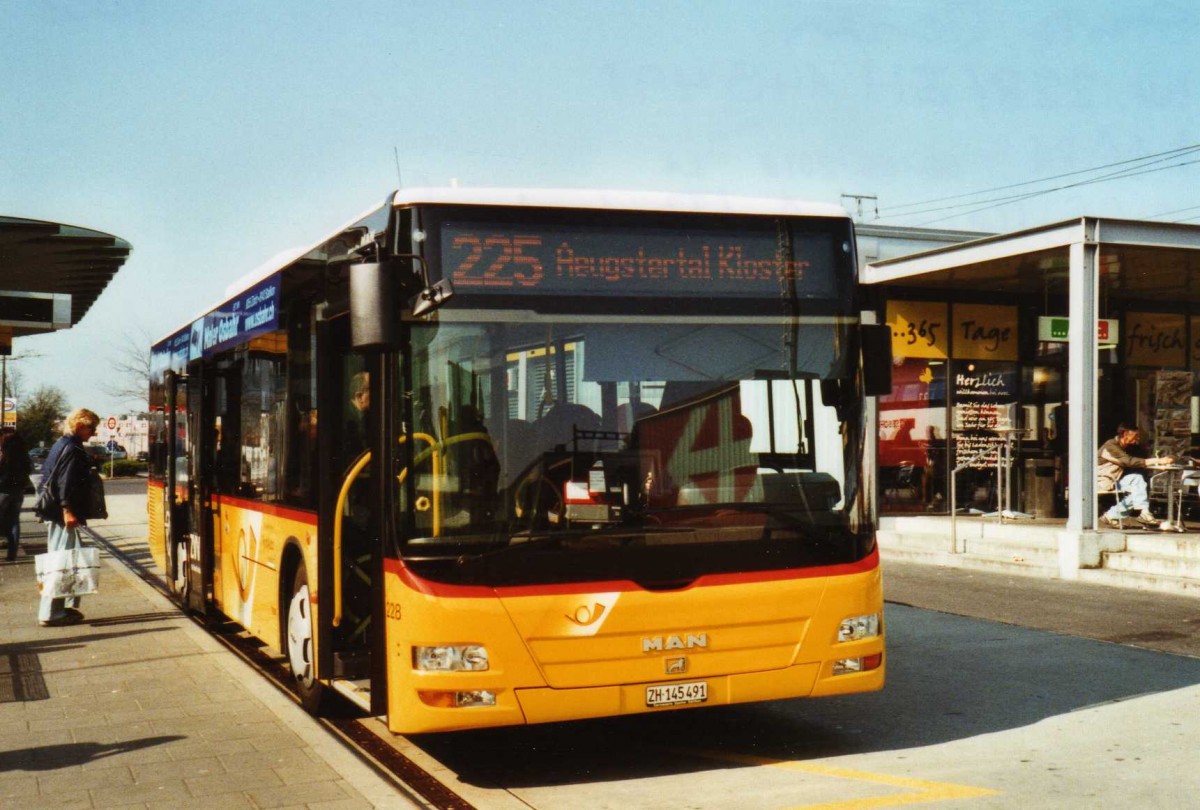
36,408,102,627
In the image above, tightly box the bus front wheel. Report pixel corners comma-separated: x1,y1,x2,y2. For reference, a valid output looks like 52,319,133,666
285,565,324,713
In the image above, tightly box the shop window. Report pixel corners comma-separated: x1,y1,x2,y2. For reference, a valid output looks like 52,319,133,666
879,358,947,513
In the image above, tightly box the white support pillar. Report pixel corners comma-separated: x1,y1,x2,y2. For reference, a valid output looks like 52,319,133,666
1063,220,1099,572
862,309,880,526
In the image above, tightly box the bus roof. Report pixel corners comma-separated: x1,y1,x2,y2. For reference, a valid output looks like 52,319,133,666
389,187,849,218
156,188,849,348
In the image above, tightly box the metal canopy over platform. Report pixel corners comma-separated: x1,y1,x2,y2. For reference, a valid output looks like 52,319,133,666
863,217,1200,305
0,216,132,335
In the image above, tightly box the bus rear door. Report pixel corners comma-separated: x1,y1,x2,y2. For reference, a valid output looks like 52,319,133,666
163,370,191,602
181,369,215,616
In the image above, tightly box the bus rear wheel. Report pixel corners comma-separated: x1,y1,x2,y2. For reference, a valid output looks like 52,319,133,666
285,565,324,714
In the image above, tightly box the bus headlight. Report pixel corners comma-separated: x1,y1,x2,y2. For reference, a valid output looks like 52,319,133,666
837,613,880,642
413,645,490,671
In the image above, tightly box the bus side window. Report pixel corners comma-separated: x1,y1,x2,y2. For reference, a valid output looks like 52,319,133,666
284,301,318,508
239,342,287,501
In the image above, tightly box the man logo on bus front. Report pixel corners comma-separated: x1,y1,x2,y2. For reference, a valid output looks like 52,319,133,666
642,633,708,652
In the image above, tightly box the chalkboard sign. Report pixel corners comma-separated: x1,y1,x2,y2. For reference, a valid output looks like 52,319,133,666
951,362,1017,470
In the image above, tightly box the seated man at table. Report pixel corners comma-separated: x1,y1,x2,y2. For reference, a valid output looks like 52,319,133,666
1097,424,1175,528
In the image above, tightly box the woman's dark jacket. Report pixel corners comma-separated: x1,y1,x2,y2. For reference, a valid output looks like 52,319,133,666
40,435,92,524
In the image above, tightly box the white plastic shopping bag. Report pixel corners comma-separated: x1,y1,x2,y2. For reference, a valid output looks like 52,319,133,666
35,546,100,598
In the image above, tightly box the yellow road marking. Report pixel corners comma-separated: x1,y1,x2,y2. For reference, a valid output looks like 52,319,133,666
681,749,999,808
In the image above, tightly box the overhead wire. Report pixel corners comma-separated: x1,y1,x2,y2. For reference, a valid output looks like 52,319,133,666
893,152,1200,222
1142,203,1200,220
912,157,1200,226
879,142,1200,216
910,157,1200,227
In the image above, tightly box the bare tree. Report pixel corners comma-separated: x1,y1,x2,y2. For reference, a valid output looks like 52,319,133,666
1,349,42,411
103,328,154,409
4,364,23,401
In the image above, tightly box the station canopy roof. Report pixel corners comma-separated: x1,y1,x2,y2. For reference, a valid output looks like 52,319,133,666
862,216,1200,306
0,216,132,336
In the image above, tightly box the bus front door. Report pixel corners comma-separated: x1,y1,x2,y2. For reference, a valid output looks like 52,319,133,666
316,314,382,713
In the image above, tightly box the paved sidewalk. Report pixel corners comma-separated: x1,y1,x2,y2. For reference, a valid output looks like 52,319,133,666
0,482,415,809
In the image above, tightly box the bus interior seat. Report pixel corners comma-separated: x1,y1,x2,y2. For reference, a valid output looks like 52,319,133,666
535,402,602,451
617,400,658,434
502,419,536,485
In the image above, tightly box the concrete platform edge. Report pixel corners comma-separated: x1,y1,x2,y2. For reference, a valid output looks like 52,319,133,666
87,524,417,809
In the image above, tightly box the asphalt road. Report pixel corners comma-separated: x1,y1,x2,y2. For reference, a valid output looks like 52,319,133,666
882,558,1200,659
394,558,1200,808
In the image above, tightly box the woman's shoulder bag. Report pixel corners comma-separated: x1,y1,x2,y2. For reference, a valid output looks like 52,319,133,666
33,444,69,520
81,466,108,521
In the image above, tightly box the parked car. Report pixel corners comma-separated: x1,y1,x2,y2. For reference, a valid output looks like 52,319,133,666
135,450,149,462
29,447,49,462
87,443,127,461
83,445,110,466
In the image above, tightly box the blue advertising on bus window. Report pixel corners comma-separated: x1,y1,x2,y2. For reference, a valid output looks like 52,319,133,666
190,275,280,360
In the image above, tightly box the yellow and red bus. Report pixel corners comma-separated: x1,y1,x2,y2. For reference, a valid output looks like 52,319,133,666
148,188,890,733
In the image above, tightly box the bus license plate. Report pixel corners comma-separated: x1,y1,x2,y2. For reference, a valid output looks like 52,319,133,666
646,681,707,707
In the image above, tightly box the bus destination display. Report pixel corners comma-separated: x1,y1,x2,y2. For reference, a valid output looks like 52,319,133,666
440,223,837,298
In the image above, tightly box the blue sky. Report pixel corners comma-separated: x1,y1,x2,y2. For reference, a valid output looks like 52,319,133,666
3,0,1199,416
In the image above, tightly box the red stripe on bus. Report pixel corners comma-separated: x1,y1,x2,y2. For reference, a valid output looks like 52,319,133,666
212,495,319,525
384,547,880,598
148,479,165,491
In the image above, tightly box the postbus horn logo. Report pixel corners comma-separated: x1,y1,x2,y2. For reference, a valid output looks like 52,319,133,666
566,603,606,626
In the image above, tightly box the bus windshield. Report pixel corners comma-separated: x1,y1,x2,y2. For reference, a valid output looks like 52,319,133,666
396,311,871,585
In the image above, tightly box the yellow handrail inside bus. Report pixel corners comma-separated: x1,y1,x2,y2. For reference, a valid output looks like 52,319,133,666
332,432,435,627
332,431,495,627
396,432,493,538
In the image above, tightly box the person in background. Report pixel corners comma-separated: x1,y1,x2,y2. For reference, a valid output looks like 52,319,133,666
38,408,101,626
1097,424,1174,529
342,370,370,470
0,428,32,561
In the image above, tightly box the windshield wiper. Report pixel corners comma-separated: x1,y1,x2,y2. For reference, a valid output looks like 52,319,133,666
479,525,696,557
655,502,843,544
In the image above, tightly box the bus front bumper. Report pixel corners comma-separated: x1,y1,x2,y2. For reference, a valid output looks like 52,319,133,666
387,657,884,734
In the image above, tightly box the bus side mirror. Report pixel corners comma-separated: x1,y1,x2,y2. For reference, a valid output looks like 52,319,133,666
350,261,397,350
861,324,893,396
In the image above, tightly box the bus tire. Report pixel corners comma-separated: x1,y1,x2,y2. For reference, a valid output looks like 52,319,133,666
285,565,324,714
